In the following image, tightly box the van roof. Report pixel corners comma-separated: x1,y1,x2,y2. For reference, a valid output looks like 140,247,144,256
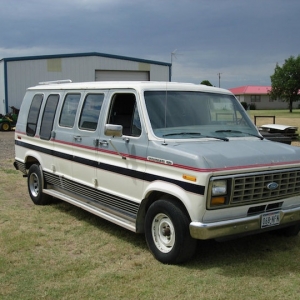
28,81,232,94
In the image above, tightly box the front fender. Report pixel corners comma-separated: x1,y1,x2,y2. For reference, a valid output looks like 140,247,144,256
143,180,205,222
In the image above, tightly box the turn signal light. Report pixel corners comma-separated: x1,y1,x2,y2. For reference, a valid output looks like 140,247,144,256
183,174,197,182
211,196,226,206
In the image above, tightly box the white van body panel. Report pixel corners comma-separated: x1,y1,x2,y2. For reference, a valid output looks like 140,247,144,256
14,81,300,263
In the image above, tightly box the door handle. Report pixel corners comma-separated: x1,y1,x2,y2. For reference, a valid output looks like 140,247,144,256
74,136,82,142
100,140,109,146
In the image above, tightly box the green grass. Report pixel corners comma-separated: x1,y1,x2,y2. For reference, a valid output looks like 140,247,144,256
1,119,300,299
248,109,300,135
1,177,300,300
248,109,300,118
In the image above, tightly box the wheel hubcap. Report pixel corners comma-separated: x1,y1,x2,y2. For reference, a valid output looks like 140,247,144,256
2,123,9,131
152,213,175,253
29,173,39,197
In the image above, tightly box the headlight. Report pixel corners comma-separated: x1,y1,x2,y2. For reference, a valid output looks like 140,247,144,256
211,180,227,196
210,179,229,208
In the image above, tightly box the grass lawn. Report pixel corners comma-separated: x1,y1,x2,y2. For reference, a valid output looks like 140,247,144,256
248,109,300,130
1,110,300,299
248,109,300,118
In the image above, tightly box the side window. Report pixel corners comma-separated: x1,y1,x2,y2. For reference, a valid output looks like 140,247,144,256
40,94,59,140
26,94,43,136
107,93,141,137
59,93,81,128
79,94,104,131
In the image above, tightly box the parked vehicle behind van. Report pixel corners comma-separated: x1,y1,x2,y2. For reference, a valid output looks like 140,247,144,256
14,81,300,264
0,106,19,131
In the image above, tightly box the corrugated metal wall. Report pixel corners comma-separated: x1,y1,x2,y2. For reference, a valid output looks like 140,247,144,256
4,54,170,112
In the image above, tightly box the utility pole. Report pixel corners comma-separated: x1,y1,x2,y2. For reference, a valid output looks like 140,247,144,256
171,49,182,81
171,49,177,81
217,73,222,87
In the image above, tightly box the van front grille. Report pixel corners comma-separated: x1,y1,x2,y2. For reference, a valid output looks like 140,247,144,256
231,169,300,204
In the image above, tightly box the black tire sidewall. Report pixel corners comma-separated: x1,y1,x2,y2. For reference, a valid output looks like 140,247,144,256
27,164,45,205
145,199,195,264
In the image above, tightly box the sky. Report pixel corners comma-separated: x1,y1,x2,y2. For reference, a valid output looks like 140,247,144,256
0,0,299,89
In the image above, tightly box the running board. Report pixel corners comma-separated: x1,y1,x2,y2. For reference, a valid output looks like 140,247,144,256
43,189,136,232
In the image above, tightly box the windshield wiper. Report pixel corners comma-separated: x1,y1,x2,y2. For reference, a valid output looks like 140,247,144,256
163,132,201,137
163,132,229,141
215,130,264,140
202,134,229,142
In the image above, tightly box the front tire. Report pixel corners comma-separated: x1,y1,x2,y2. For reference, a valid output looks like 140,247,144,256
27,164,52,205
145,199,197,264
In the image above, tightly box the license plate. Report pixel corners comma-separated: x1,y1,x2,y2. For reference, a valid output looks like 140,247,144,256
261,211,280,228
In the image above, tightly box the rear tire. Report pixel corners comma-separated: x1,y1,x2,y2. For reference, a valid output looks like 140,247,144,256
0,122,11,131
27,164,52,205
145,199,197,264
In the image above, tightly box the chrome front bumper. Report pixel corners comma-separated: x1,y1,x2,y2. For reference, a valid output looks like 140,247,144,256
190,206,300,240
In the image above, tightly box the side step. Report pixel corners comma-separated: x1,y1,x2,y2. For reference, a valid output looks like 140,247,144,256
43,188,136,232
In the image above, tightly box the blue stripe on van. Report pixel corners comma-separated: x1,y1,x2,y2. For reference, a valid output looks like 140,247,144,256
15,140,205,195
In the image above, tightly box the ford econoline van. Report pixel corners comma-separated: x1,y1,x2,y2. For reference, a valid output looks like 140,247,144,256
14,81,300,263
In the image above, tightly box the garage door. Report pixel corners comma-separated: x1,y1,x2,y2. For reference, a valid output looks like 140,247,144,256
95,70,149,81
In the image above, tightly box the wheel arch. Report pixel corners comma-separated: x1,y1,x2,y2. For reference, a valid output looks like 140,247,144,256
136,181,192,233
25,155,41,170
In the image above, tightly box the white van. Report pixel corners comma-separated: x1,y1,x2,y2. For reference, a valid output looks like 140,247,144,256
14,81,300,264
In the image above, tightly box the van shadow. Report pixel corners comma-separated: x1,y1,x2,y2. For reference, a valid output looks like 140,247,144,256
51,199,300,274
185,232,300,278
51,199,147,250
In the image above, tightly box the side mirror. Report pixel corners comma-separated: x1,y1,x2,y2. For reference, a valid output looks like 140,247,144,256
105,124,123,137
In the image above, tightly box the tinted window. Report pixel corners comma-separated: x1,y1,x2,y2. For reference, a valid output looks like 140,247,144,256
40,94,59,140
79,94,104,131
26,94,43,136
59,93,81,127
107,93,141,136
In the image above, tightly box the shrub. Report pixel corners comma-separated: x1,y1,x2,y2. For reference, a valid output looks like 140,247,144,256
240,102,248,110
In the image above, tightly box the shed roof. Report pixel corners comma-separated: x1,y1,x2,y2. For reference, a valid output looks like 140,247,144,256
0,52,171,67
229,85,271,95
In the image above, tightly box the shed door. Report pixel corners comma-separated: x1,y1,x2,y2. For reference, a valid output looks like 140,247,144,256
95,70,149,81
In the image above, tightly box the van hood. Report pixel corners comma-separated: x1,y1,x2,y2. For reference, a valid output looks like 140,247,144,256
165,139,300,171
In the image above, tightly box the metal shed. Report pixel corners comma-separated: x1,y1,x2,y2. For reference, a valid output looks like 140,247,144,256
0,52,171,114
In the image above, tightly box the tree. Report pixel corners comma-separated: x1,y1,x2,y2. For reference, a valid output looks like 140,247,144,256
200,80,213,86
270,55,300,112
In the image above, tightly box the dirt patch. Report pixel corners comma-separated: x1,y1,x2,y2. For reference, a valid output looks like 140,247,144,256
0,131,15,168
0,131,15,159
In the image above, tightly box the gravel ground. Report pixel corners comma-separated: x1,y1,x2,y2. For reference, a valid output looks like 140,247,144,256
0,131,15,161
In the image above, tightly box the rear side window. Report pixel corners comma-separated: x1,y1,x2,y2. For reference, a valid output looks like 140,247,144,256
59,93,81,128
79,94,104,131
26,94,44,136
40,94,59,140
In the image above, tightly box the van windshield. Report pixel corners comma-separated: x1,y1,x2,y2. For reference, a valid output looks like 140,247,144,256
144,91,260,140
